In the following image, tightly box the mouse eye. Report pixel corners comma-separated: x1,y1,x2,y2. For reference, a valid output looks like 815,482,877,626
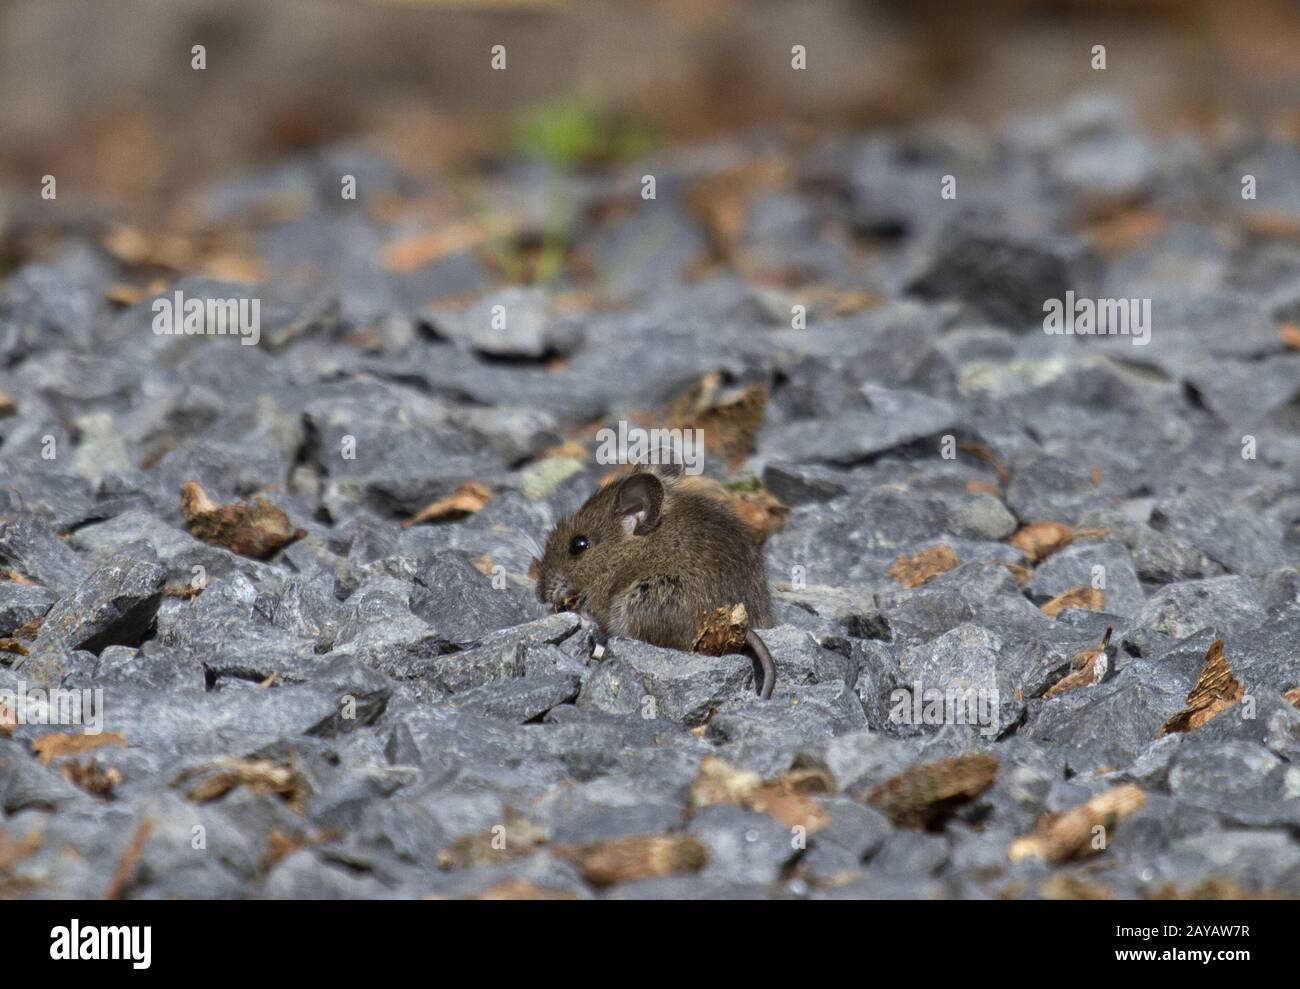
569,535,590,556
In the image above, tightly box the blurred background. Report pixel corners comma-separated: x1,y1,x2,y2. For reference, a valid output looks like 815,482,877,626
2,0,1299,228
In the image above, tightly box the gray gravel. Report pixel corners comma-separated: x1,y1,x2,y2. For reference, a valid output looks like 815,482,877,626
1,93,1298,899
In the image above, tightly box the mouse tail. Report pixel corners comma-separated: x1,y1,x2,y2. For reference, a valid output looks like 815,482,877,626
744,629,776,700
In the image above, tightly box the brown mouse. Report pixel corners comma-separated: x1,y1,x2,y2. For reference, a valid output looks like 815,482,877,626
533,460,777,698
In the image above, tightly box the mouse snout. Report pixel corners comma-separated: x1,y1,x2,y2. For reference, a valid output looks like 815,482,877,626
537,568,578,612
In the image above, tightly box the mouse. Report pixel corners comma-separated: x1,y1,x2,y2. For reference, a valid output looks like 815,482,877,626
533,460,777,698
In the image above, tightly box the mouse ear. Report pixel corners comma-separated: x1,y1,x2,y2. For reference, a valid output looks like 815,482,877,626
614,471,664,535
632,440,685,484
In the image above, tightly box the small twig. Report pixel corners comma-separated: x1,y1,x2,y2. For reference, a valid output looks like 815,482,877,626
104,817,156,901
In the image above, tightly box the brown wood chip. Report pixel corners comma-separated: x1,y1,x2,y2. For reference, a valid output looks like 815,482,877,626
866,753,998,829
1009,785,1146,864
1159,639,1244,736
692,604,749,656
180,481,305,559
1009,522,1108,564
552,835,707,887
404,480,492,527
888,544,960,588
1040,585,1106,619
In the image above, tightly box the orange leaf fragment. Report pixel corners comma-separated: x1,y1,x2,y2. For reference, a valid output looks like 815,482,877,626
1040,586,1106,619
1009,522,1108,564
32,732,127,766
1159,639,1244,736
404,481,493,527
888,544,960,589
1009,784,1145,864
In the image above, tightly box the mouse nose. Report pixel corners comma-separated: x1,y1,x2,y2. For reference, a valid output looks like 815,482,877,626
541,573,567,606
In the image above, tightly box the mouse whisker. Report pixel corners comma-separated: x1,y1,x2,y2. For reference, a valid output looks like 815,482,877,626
520,531,544,562
535,503,556,533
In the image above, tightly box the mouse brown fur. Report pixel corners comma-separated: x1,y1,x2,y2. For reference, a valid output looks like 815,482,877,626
534,461,777,698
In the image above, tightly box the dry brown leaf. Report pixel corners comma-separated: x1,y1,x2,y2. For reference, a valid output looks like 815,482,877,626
106,283,148,306
180,481,305,559
0,639,29,656
888,544,960,589
104,817,155,901
747,773,833,832
162,583,204,600
1279,323,1300,350
1085,207,1167,254
0,702,14,739
0,569,36,586
101,223,257,277
32,732,127,766
1241,210,1300,242
101,224,182,266
1040,586,1107,619
550,289,606,316
60,760,124,800
666,373,768,472
958,441,1010,486
13,617,42,640
866,753,998,829
553,835,707,888
1074,626,1113,665
437,808,547,870
0,391,16,417
1285,686,1300,709
260,827,339,875
403,480,492,527
826,288,884,316
382,220,489,273
686,158,788,257
540,439,588,460
198,253,265,284
728,486,790,540
1009,784,1146,864
749,281,884,316
1160,639,1244,736
1043,660,1108,700
1044,627,1113,700
1009,522,1108,564
692,604,749,657
173,757,311,813
261,829,306,874
967,478,1002,497
689,756,763,808
1004,563,1032,586
690,756,834,832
